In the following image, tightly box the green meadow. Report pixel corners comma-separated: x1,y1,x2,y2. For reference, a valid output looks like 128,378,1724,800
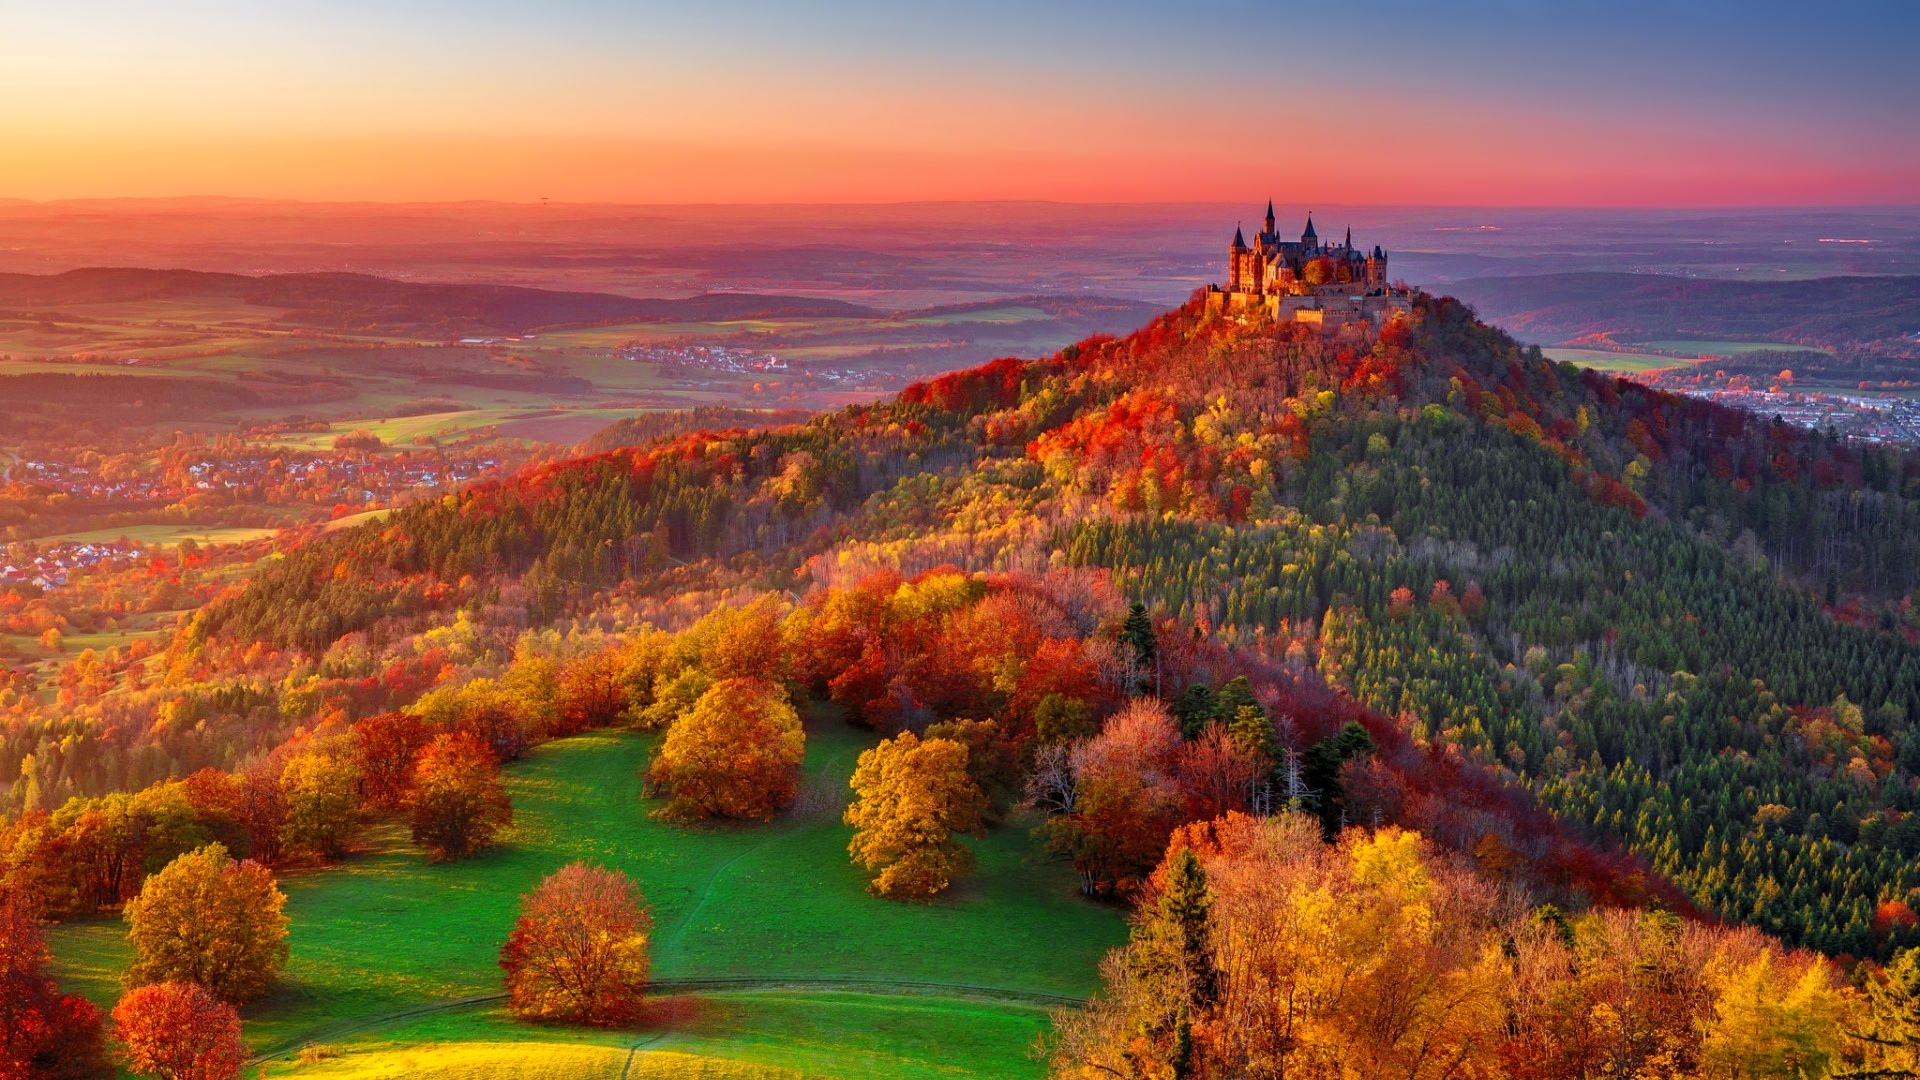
49,723,1125,1078
1542,347,1683,373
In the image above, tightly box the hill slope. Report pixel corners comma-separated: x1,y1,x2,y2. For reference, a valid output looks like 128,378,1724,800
44,289,1920,954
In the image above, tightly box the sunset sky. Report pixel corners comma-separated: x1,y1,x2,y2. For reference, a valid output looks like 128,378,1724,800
2,0,1916,207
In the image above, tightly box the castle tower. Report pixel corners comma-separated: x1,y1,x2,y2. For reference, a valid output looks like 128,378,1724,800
1302,214,1318,251
1264,199,1276,238
1229,225,1248,293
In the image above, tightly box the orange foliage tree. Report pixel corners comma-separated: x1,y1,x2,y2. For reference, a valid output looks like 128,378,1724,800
646,678,804,822
409,731,513,862
499,862,651,1026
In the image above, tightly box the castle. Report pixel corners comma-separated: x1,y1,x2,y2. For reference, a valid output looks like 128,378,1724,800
1204,201,1411,328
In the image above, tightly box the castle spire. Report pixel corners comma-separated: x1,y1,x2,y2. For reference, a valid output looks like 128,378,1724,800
1264,199,1276,235
1231,224,1247,251
1302,214,1317,245
1345,226,1352,249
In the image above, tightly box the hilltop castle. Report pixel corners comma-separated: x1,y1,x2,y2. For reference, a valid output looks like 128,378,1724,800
1204,201,1411,328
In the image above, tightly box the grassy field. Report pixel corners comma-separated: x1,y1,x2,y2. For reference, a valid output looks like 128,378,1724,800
49,722,1123,1077
1542,348,1683,373
1627,339,1831,357
265,993,1051,1079
31,522,281,549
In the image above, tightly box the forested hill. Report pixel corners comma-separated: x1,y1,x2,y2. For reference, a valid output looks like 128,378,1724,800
178,291,1920,952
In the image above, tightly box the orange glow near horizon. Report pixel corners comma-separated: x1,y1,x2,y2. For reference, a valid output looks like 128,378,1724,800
1,3,1915,208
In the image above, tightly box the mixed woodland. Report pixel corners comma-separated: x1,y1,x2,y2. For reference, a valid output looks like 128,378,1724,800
10,288,1920,1076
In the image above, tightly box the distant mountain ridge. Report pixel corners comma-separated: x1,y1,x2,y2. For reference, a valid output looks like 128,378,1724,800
0,266,880,336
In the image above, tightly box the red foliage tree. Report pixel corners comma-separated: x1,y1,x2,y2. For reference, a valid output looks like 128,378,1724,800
110,982,245,1080
0,889,110,1080
349,711,430,812
499,862,652,1026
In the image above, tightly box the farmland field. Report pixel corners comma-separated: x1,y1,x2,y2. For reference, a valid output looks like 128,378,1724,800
30,523,281,548
1627,339,1831,357
1541,347,1682,373
48,722,1124,1077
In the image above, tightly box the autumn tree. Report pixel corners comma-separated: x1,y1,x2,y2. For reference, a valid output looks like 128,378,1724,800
123,844,289,1004
1699,944,1844,1080
111,982,246,1080
349,711,429,812
554,645,627,735
647,677,805,822
499,862,652,1026
409,731,514,862
0,888,111,1080
235,763,287,866
1838,946,1920,1078
1041,699,1186,896
1174,724,1261,822
277,749,364,861
923,718,1021,824
845,732,988,899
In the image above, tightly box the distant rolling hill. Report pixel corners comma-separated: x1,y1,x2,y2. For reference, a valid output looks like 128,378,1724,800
1449,271,1920,348
0,267,880,337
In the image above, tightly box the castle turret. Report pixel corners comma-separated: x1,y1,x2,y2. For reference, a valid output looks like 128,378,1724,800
1302,215,1318,250
1264,199,1276,237
1345,226,1352,250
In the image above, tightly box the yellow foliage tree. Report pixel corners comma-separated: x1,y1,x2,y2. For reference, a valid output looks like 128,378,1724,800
1699,946,1845,1080
123,843,289,1004
844,732,987,899
277,749,364,861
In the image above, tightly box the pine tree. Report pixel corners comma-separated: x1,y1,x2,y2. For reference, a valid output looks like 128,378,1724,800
1121,846,1218,1079
1122,602,1158,694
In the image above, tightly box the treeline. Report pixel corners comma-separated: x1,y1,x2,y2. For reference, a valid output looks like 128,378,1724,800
1050,813,1914,1080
